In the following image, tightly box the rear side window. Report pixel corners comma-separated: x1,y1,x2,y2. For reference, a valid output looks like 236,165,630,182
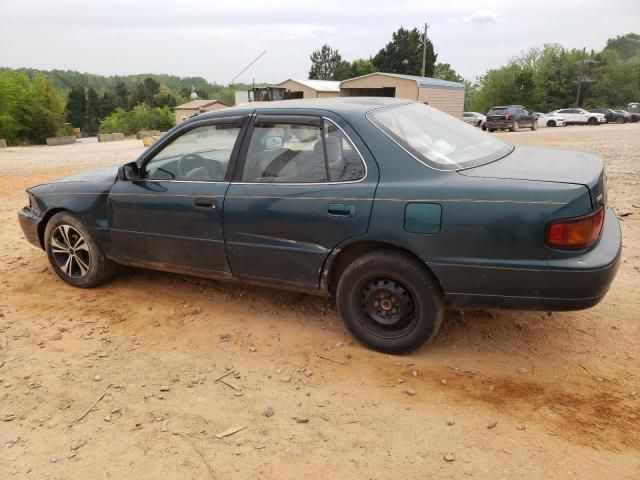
369,103,512,170
241,118,365,183
324,121,366,182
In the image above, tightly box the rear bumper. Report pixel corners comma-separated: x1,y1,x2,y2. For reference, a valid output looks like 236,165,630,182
431,207,622,311
486,120,513,129
18,207,44,249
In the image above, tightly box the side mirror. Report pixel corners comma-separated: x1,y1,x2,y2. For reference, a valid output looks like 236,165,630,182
118,162,141,181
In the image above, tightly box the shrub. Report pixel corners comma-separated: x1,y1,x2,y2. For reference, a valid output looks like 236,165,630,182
99,103,175,135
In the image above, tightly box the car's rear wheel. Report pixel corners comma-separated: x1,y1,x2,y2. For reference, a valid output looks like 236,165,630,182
336,250,444,354
511,121,519,132
615,117,624,124
547,120,556,127
44,212,116,288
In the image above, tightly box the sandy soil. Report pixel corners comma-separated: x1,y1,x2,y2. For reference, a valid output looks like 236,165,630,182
1,124,639,479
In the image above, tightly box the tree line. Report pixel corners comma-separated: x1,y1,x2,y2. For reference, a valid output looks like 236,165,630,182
467,33,640,113
1,31,638,145
308,27,440,81
309,30,639,114
0,68,256,144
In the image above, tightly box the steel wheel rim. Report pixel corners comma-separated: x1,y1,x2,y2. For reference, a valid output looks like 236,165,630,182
50,225,91,278
359,278,417,339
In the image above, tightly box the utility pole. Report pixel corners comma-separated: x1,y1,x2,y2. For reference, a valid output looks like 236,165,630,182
421,23,429,77
574,47,601,107
575,47,585,107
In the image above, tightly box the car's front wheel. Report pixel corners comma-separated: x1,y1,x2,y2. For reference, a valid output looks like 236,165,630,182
547,120,556,127
44,212,116,288
336,250,444,354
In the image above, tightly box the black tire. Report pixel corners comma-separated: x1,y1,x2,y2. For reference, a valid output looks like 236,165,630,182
511,121,519,132
615,117,624,124
531,120,538,131
44,211,116,288
481,124,487,131
336,249,444,354
547,120,556,127
488,128,495,132
587,117,598,126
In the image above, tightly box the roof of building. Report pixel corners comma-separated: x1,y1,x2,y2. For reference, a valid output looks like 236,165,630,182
341,72,465,90
175,99,229,110
276,79,341,93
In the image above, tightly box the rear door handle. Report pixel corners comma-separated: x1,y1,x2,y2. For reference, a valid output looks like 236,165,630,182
194,197,217,209
328,203,355,217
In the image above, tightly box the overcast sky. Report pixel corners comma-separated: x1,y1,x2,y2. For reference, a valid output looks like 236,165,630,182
1,0,638,84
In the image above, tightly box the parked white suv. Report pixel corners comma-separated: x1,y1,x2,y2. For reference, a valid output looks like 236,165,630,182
550,108,605,126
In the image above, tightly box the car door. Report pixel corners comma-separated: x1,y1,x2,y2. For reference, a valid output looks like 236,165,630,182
520,108,533,127
557,109,574,123
107,115,248,274
223,112,378,288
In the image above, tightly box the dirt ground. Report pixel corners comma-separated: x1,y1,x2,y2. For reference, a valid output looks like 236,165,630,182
1,124,639,480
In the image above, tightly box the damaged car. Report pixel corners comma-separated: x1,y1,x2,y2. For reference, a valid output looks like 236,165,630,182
19,98,622,353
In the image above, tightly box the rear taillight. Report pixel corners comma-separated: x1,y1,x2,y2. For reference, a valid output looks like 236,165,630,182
545,207,605,250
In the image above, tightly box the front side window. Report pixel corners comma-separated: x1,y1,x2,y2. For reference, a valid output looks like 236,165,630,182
145,124,241,181
368,103,513,170
241,119,365,183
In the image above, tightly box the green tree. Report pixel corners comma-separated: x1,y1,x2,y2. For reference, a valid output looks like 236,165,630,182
309,45,344,80
604,33,640,61
100,91,117,118
22,73,66,144
590,48,640,108
433,63,464,83
130,78,158,107
0,70,29,144
350,58,376,77
115,81,129,109
372,27,437,76
86,88,101,135
66,84,87,130
333,60,354,81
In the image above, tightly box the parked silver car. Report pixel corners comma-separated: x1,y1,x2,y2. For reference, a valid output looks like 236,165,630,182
462,112,487,130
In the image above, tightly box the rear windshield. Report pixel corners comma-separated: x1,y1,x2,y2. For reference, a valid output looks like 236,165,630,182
368,103,513,170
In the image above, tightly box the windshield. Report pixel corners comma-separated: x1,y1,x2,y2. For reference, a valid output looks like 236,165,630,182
368,103,513,170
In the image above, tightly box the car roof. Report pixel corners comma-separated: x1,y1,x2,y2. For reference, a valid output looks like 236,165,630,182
192,97,414,122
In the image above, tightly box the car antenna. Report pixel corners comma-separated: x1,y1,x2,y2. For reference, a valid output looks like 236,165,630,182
210,50,267,101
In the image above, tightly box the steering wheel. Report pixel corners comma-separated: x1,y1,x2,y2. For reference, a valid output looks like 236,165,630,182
176,153,225,180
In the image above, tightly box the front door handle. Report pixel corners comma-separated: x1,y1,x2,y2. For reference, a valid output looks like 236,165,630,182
194,197,217,209
328,203,355,217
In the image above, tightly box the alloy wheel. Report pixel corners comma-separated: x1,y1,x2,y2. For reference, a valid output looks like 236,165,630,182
50,225,91,278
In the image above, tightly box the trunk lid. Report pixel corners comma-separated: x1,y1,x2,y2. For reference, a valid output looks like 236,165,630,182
460,146,606,209
486,107,511,122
